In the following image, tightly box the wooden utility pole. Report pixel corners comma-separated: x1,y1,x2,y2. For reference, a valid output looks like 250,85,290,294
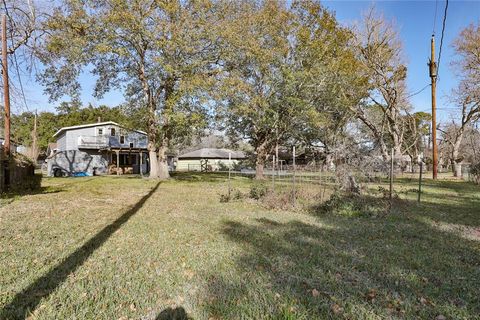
2,15,11,157
429,35,438,179
31,110,38,161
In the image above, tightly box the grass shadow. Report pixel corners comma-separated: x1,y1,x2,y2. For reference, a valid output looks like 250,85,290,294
171,172,250,183
155,306,191,320
0,182,161,319
203,198,480,318
1,186,65,204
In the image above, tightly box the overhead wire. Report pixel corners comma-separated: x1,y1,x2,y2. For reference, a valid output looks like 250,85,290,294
12,51,29,112
437,0,449,77
407,84,431,98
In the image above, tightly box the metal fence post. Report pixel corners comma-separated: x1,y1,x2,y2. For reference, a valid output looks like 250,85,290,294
228,152,231,198
272,155,275,193
292,146,296,207
418,161,423,202
390,148,394,205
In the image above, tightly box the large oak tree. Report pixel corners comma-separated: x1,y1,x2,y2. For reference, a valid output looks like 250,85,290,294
39,0,221,178
218,0,362,179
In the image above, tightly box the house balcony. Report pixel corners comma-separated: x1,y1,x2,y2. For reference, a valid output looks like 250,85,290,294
77,136,109,149
78,135,148,149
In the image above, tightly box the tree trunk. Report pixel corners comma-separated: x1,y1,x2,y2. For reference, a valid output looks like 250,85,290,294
157,144,170,179
325,153,335,171
451,132,464,177
255,153,266,180
451,147,461,177
379,139,389,162
140,59,164,179
453,162,462,178
148,146,159,178
255,144,268,180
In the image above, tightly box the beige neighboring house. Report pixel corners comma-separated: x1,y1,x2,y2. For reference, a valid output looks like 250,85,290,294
176,148,247,172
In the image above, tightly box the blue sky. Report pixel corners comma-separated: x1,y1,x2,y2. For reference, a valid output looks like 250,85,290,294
323,0,479,122
13,0,480,122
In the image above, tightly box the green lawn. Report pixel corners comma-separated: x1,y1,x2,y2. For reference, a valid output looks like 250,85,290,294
0,174,479,319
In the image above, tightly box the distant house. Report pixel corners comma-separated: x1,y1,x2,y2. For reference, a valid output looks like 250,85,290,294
176,148,247,171
0,139,19,154
47,121,149,176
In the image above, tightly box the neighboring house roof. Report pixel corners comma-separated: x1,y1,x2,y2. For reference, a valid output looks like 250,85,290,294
178,148,247,159
53,121,147,138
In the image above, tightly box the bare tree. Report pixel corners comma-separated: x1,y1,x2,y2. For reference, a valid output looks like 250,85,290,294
1,0,47,112
352,7,412,161
442,22,480,176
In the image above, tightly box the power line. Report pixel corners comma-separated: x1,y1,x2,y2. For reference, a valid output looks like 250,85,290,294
437,0,448,77
407,84,431,98
12,50,29,112
432,0,439,35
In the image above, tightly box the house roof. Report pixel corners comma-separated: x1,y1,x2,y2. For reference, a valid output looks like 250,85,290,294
53,121,147,138
178,148,247,159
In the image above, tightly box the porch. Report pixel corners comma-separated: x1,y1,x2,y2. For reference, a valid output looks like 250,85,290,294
108,149,149,175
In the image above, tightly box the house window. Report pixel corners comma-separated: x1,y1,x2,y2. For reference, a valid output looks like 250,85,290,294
111,128,116,136
120,135,125,144
98,128,103,135
129,142,134,148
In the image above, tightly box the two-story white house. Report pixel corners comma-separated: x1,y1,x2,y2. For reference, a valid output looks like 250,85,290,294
47,121,149,176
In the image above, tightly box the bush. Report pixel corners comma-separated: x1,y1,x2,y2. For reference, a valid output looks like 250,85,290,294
261,190,294,210
470,162,480,184
219,188,244,203
376,186,399,199
318,192,390,217
249,182,268,200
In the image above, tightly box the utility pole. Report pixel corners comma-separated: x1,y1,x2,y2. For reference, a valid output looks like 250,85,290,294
31,110,38,161
429,35,438,179
2,15,11,157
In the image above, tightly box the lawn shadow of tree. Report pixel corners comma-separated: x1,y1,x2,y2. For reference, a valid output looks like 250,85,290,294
155,306,191,320
202,198,480,318
171,172,251,183
410,188,480,227
1,186,65,204
0,182,161,319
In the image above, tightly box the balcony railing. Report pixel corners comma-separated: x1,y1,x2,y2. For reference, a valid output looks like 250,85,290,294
77,135,148,149
77,136,109,149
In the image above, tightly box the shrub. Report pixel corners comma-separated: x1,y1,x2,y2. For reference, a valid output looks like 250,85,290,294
318,192,390,217
219,188,244,203
261,190,294,210
219,193,230,203
375,186,399,199
470,162,480,184
249,182,268,200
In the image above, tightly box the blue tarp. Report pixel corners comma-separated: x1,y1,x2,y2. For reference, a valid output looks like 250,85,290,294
72,172,91,177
